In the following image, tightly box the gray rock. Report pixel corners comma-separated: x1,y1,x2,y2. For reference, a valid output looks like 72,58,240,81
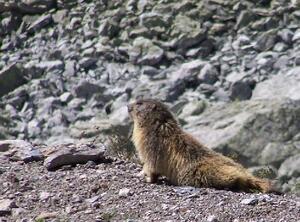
254,30,277,51
198,63,219,84
260,143,298,167
278,29,294,45
73,80,105,99
44,145,108,171
98,19,120,38
0,0,56,14
171,15,206,50
139,12,169,29
185,99,300,167
63,60,76,76
278,154,300,179
235,10,256,29
229,81,252,101
118,188,132,197
252,70,300,100
0,140,43,163
68,98,86,110
130,37,164,66
79,57,98,69
171,60,206,82
179,100,206,118
0,199,17,216
60,92,73,103
0,63,28,98
27,14,53,34
207,215,219,222
240,197,259,205
292,28,300,42
36,60,64,72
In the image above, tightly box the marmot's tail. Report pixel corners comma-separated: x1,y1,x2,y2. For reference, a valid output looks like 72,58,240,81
239,176,282,194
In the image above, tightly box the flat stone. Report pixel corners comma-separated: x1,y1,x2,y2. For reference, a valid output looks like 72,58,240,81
44,145,108,171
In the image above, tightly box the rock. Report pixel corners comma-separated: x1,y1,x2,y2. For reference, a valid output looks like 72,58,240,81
278,154,300,179
207,215,219,222
36,60,64,72
0,64,28,98
179,100,206,118
292,28,300,42
0,140,43,163
44,144,109,171
259,143,298,167
240,197,259,205
171,15,206,51
139,12,169,29
254,30,277,51
73,80,105,99
78,57,98,69
59,92,73,103
39,191,51,201
173,186,198,196
229,81,252,101
252,70,300,100
171,60,206,82
0,199,17,216
118,188,132,197
36,212,58,220
235,10,256,29
63,60,76,76
130,37,164,66
0,0,56,14
198,63,219,84
27,14,53,34
278,29,294,45
98,19,120,38
185,99,300,167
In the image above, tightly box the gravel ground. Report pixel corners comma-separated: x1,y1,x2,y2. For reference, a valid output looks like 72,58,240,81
1,157,299,222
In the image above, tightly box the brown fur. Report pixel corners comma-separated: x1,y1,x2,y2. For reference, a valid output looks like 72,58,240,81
128,99,277,193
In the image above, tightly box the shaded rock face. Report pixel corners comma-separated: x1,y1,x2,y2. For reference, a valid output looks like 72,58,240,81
0,0,300,193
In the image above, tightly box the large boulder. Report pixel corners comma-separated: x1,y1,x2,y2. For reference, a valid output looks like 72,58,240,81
184,99,300,168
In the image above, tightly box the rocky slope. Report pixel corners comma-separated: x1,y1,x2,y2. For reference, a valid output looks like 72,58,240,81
1,0,300,193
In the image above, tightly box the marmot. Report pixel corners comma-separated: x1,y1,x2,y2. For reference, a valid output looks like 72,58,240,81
128,99,277,193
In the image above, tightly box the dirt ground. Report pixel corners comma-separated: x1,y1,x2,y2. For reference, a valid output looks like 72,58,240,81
0,158,299,222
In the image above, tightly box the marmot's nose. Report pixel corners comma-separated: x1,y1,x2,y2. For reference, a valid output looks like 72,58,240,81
127,104,133,112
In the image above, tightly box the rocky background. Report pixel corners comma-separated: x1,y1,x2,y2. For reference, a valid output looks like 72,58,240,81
1,0,300,220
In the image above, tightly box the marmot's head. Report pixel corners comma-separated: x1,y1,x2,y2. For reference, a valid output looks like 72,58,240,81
128,99,176,129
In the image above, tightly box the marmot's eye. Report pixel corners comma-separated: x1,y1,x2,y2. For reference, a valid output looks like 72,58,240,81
136,101,143,106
